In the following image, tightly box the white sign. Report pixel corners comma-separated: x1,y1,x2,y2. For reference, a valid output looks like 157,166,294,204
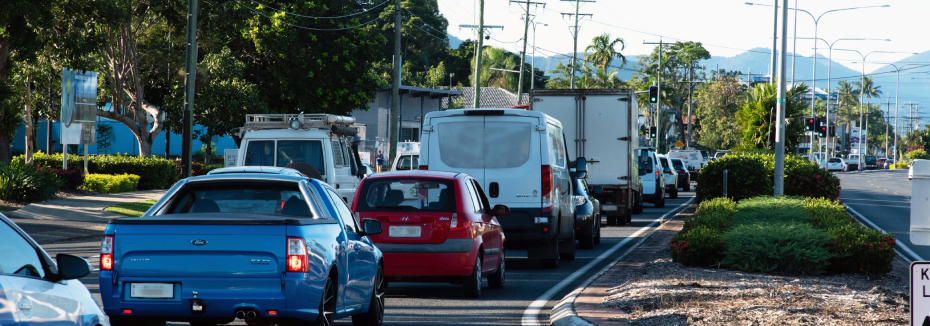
912,262,930,325
224,149,238,167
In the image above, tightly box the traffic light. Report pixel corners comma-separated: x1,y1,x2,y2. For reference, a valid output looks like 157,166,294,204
817,125,827,138
648,86,658,104
828,125,835,137
649,126,657,138
804,117,817,132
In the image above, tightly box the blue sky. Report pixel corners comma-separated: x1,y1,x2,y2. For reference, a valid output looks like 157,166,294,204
439,0,928,74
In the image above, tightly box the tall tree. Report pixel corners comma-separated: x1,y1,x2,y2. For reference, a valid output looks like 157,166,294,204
693,75,745,150
473,47,519,92
736,82,809,151
584,33,625,70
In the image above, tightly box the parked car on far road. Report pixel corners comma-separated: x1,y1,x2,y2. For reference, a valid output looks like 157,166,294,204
825,157,845,171
0,213,107,326
352,170,507,298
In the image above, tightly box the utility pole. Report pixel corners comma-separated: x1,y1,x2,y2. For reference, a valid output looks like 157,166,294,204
459,21,503,108
770,0,778,84
644,40,665,149
513,1,544,104
885,95,890,157
181,0,200,179
561,0,593,89
773,0,787,195
389,0,401,164
681,64,703,148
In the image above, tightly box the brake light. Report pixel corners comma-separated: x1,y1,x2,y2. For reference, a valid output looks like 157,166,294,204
418,165,428,170
100,236,114,271
122,309,132,315
541,165,552,212
449,213,470,231
286,237,309,273
655,170,659,177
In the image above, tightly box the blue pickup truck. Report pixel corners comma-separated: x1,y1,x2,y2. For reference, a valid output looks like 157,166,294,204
99,171,385,326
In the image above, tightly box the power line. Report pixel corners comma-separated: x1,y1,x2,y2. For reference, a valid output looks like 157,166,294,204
237,1,384,31
246,0,389,19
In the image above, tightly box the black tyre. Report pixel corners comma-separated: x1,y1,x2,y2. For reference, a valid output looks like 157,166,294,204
632,192,644,214
606,215,618,226
593,218,601,245
352,264,385,326
578,220,595,249
560,230,576,260
314,275,337,326
463,254,482,298
655,194,666,208
670,188,679,199
286,162,324,180
540,238,559,269
487,251,505,289
683,182,691,192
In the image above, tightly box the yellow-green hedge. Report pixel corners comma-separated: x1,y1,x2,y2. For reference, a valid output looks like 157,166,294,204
892,162,909,169
79,174,140,194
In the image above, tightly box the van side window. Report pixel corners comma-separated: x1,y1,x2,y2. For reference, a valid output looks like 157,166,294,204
245,141,275,166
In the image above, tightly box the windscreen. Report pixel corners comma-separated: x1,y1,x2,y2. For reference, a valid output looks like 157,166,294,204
355,178,456,212
165,182,312,217
276,141,326,175
866,156,877,164
672,159,684,170
438,121,531,168
637,150,654,173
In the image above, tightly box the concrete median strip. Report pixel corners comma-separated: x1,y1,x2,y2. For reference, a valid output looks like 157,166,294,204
535,197,694,326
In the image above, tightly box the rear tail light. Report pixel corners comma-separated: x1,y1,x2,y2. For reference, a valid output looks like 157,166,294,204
418,165,428,170
286,237,309,273
655,170,659,177
100,235,114,271
541,165,552,212
449,213,470,231
573,195,586,206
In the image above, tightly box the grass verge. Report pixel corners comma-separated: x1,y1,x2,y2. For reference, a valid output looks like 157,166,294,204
104,199,157,217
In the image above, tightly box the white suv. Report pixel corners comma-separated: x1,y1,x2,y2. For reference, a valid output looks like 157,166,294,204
657,154,679,199
637,147,665,208
235,114,366,205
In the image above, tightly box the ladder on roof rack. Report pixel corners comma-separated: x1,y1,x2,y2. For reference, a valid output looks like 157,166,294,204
240,113,356,137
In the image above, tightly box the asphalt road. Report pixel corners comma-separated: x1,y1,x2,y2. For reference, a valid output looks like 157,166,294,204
12,188,695,326
836,169,928,261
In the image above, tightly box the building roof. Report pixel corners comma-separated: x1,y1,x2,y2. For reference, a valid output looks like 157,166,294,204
455,87,530,108
379,85,462,98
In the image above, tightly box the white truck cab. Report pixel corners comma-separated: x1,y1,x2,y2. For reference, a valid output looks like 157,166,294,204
391,142,420,171
234,113,366,204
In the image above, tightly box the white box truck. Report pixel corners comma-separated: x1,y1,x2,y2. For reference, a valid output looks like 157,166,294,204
529,89,643,225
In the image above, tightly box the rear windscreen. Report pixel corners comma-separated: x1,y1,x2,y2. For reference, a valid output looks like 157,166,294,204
164,182,312,217
356,178,456,212
438,121,531,168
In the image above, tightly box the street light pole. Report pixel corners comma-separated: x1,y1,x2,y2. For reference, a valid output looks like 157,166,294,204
774,0,788,195
531,22,547,91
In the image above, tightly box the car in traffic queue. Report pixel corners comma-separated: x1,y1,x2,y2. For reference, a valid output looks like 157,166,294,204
0,213,107,326
657,154,679,199
826,157,846,172
352,170,507,298
636,147,665,208
99,172,386,326
865,155,879,170
670,158,691,192
570,163,601,249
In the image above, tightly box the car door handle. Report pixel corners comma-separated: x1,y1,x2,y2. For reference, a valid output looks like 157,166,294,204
18,300,32,310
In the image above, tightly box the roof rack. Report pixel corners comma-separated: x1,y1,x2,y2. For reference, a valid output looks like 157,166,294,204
240,113,356,137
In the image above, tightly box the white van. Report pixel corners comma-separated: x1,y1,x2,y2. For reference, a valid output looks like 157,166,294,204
420,109,577,268
636,147,665,208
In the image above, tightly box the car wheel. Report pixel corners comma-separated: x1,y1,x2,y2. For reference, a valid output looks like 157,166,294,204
578,219,595,249
683,182,691,192
670,187,678,199
540,238,559,269
488,251,505,289
606,215,617,225
352,264,385,326
593,218,601,245
560,229,576,260
655,193,666,208
314,275,337,326
463,254,482,298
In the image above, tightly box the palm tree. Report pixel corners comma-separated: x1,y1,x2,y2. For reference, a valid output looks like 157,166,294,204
474,47,518,92
584,33,626,70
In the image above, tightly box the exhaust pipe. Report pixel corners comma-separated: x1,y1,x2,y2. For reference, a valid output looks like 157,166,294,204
246,310,258,320
236,310,246,319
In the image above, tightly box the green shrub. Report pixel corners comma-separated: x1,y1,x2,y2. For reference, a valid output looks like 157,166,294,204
686,197,736,230
906,149,930,161
783,156,841,200
805,197,854,229
0,163,62,202
670,226,725,267
730,196,811,226
695,155,772,203
16,152,177,190
721,222,834,275
826,224,896,275
79,174,140,194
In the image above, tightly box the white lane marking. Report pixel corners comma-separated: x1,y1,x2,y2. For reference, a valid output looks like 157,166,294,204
845,205,924,262
521,197,695,326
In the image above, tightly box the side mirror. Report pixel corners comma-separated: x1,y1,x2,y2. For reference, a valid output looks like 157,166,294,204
362,219,383,235
491,204,511,216
574,157,587,179
56,254,91,280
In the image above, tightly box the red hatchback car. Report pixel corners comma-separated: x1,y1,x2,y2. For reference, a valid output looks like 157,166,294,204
351,170,508,297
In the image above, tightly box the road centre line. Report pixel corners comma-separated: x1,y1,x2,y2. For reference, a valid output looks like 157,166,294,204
521,197,695,326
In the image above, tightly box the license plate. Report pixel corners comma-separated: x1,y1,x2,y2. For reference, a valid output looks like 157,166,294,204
603,205,618,211
130,283,174,299
389,225,421,237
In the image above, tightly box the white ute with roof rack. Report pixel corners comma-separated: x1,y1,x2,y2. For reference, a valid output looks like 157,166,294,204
231,113,367,205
